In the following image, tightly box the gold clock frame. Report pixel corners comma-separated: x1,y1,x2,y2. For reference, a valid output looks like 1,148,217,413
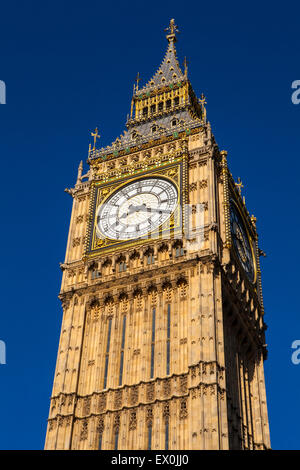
85,159,186,258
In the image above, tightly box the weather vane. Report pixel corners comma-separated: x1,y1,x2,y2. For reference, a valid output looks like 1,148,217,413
165,19,179,42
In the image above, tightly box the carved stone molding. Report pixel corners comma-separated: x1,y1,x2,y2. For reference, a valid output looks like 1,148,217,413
80,419,88,441
179,398,188,419
129,410,137,431
96,416,104,435
146,406,153,427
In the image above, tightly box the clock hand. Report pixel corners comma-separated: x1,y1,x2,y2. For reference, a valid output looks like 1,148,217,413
119,204,172,220
133,206,172,214
119,204,144,219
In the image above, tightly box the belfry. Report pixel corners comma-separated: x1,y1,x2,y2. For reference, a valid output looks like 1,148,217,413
45,20,271,450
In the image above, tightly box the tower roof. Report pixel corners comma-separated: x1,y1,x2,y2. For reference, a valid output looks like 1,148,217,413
135,19,185,95
88,19,206,161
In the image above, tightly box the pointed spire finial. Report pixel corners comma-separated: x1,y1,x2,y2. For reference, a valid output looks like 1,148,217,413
135,72,141,91
76,160,83,184
184,56,188,78
165,19,179,43
199,93,207,123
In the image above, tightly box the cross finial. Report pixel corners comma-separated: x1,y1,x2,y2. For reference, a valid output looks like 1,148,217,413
165,19,179,43
91,127,100,150
235,177,244,195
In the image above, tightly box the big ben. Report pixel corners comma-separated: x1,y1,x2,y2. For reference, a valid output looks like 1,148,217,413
45,20,271,450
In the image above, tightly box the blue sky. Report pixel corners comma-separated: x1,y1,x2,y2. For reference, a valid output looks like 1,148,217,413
0,0,299,450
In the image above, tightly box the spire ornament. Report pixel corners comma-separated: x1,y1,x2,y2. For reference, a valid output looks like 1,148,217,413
165,19,179,43
91,127,100,150
76,160,83,185
235,177,244,195
135,72,141,92
199,93,207,123
183,57,188,78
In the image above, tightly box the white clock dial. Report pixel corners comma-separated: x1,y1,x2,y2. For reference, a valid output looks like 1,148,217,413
96,177,178,240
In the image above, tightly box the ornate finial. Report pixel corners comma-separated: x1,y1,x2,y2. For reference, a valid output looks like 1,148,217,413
165,19,179,43
91,127,100,150
135,72,141,92
199,93,207,123
235,177,244,195
183,57,188,78
76,160,83,184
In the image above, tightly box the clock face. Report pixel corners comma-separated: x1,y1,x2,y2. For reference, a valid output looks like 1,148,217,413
230,200,255,283
96,177,178,241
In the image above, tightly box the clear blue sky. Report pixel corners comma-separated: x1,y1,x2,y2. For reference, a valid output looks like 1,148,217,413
0,0,299,450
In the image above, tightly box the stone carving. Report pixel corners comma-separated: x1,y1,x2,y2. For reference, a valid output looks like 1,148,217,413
146,406,153,426
72,237,81,248
130,386,139,405
65,416,71,427
179,398,188,419
98,394,107,412
189,182,197,191
114,413,121,431
80,419,88,440
76,215,84,224
83,397,91,416
97,417,104,434
199,179,208,189
180,375,188,393
163,402,170,421
48,419,56,431
163,379,171,397
68,394,74,407
77,194,87,202
114,390,123,409
146,383,155,402
129,410,137,431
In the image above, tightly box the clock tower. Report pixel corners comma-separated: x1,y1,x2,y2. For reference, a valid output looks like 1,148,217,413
45,20,271,450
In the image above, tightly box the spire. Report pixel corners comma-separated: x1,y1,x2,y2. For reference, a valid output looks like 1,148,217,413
89,20,206,161
135,19,185,95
